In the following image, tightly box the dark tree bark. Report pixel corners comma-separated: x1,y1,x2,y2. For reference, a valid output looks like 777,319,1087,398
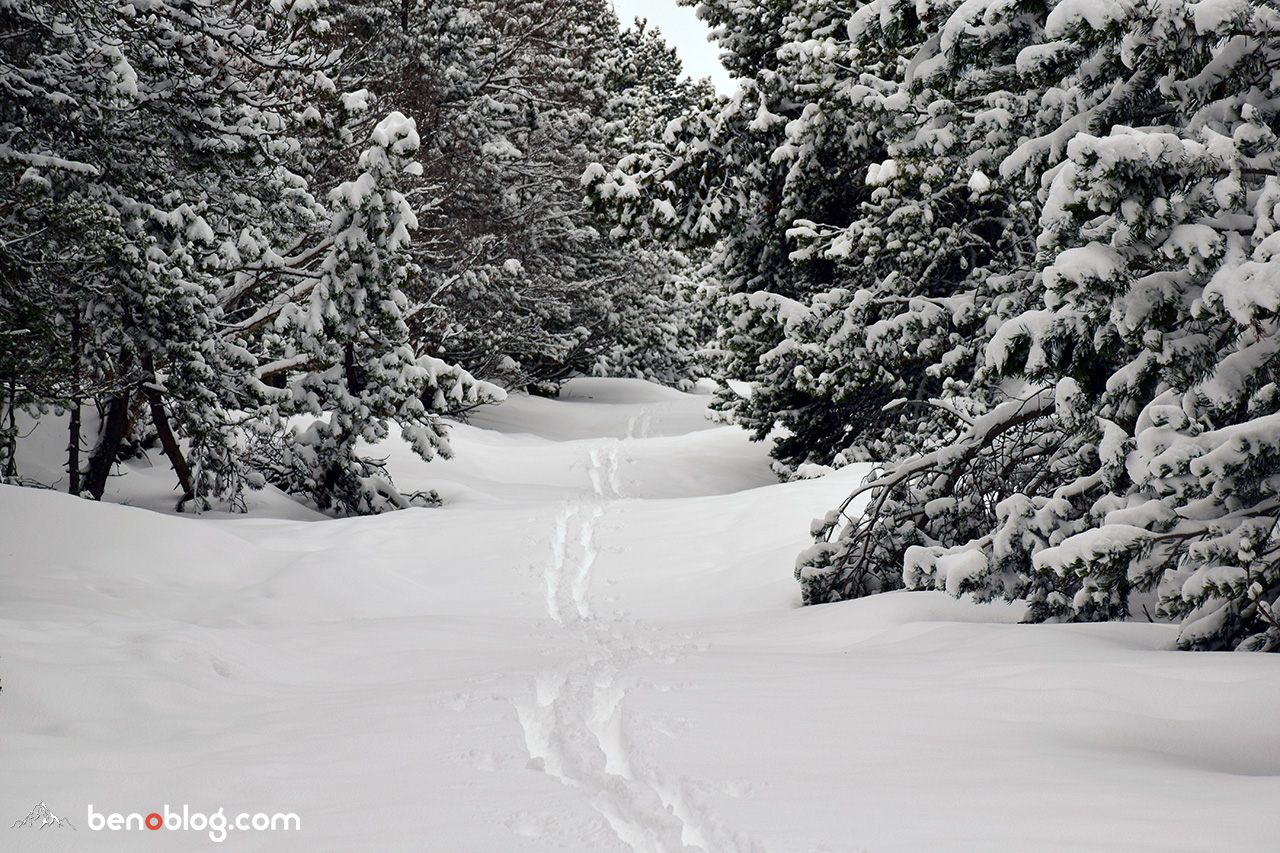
67,405,81,495
84,393,133,500
344,340,365,394
67,312,81,495
142,382,195,504
2,375,17,479
139,355,195,505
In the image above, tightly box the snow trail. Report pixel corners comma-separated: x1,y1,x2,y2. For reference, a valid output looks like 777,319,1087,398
5,378,1279,852
522,424,765,853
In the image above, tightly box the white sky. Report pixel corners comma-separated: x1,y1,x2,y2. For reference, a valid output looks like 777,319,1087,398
609,0,733,93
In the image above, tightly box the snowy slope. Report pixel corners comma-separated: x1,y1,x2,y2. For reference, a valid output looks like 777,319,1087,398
2,379,1278,851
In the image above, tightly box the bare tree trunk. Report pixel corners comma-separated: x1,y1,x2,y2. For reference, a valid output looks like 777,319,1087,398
84,393,133,500
67,313,81,495
2,374,17,479
142,381,195,504
121,393,149,447
67,406,81,495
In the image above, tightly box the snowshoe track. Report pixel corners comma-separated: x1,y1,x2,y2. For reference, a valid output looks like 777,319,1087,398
588,442,623,499
521,428,764,853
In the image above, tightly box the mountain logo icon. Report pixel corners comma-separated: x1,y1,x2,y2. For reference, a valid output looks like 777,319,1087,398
12,802,76,831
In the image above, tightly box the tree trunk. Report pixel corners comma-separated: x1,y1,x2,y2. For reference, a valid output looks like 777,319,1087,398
140,355,195,505
67,312,81,495
142,382,195,504
84,393,133,500
344,340,365,394
67,405,81,495
121,392,149,447
2,374,17,479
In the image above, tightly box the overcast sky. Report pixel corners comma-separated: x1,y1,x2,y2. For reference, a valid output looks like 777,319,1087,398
609,1,733,93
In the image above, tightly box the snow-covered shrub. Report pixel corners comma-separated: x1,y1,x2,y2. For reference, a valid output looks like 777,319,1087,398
798,390,1084,614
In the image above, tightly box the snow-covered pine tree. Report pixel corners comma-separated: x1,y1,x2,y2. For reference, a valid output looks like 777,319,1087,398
808,0,1280,651
767,0,1048,469
986,0,1280,648
2,1,502,514
590,2,871,466
607,19,714,149
274,113,502,514
0,0,329,505
313,0,701,392
591,0,1041,475
798,0,1173,610
789,0,1072,605
586,18,721,386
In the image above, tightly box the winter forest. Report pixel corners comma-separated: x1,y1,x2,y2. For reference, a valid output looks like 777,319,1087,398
589,0,1280,655
3,0,1280,849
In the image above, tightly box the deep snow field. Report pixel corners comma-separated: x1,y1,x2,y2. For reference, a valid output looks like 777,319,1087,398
2,378,1278,851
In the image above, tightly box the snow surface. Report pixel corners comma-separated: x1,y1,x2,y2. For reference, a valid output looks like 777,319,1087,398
3,378,1279,851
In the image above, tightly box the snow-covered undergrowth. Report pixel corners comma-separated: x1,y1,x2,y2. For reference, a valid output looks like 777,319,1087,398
2,379,1278,851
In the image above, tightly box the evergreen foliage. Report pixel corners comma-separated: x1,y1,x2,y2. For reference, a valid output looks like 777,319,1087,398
316,0,709,390
591,0,1280,651
1,0,332,503
2,0,698,514
813,0,1280,650
10,0,1280,651
271,113,494,513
